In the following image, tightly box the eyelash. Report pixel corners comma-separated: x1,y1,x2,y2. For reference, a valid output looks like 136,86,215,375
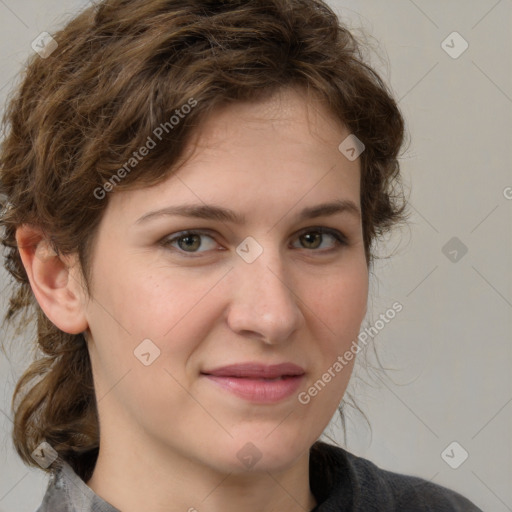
160,227,348,257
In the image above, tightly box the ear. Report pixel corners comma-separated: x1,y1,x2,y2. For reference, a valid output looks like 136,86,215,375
15,224,89,335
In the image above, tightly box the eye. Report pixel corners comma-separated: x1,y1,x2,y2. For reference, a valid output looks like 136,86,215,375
161,230,218,254
160,227,347,257
292,227,347,252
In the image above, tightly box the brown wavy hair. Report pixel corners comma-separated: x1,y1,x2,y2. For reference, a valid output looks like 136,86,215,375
0,0,407,481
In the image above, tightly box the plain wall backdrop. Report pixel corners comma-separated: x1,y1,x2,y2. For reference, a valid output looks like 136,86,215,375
0,1,510,511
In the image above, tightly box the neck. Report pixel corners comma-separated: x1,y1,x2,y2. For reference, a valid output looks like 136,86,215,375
86,428,317,512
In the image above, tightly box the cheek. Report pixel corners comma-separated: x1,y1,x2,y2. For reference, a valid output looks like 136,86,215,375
87,271,220,426
308,260,368,345
84,266,198,385
297,262,368,418
91,258,214,338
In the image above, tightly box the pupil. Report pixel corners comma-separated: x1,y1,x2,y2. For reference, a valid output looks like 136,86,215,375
303,232,320,248
180,235,200,251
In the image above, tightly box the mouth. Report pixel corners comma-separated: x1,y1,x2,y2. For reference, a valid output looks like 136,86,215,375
202,362,305,379
200,362,305,403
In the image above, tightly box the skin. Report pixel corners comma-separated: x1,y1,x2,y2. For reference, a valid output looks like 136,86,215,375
17,87,368,512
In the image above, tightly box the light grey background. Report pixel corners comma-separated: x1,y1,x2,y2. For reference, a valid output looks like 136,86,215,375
0,1,511,511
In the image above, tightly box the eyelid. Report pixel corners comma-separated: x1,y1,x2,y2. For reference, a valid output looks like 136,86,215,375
160,226,348,256
295,226,348,245
160,229,219,256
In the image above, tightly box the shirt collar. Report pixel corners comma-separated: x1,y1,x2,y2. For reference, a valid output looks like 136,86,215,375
39,459,119,512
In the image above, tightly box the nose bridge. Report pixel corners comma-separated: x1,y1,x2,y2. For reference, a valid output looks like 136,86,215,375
227,237,303,343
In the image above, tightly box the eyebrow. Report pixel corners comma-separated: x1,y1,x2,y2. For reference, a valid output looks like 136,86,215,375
135,199,361,225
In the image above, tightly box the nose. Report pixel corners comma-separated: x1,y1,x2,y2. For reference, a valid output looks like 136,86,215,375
226,244,304,345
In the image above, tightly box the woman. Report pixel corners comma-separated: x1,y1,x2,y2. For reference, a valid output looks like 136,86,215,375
0,0,483,510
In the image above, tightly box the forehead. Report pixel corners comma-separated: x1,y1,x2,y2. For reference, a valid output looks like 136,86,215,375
102,88,360,226
192,87,349,152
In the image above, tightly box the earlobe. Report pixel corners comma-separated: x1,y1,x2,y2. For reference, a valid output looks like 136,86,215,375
15,224,89,335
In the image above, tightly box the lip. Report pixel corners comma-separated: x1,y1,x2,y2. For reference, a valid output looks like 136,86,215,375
203,362,305,379
201,362,305,403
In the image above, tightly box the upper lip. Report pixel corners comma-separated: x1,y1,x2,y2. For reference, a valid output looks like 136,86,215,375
201,362,305,379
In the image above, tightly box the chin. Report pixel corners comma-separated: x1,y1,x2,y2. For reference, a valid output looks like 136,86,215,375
209,428,312,475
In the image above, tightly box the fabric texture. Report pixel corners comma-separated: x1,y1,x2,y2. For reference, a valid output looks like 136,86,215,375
34,441,483,512
308,442,483,511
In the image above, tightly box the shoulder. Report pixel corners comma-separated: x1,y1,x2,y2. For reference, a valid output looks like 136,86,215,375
310,441,483,512
346,450,483,511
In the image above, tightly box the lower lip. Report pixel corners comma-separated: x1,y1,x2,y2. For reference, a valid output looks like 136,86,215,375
202,374,304,403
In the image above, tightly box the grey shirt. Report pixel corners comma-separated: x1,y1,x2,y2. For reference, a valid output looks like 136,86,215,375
35,441,483,511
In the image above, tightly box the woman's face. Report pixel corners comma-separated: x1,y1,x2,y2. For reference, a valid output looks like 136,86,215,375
81,88,368,474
